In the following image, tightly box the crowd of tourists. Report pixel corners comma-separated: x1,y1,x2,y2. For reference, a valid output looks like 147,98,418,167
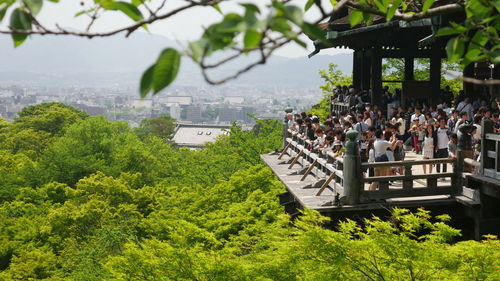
286,86,500,189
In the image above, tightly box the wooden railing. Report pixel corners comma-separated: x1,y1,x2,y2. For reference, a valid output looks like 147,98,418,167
280,135,345,197
331,101,350,117
481,120,500,180
360,158,457,202
279,129,467,205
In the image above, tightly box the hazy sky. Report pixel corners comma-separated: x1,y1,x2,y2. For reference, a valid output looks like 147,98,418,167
30,0,351,58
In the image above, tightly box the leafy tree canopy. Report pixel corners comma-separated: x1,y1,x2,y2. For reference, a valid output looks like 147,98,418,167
0,103,498,280
135,115,176,140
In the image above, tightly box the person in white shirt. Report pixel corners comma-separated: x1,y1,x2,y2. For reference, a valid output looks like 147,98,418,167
422,125,435,174
369,130,400,190
442,102,452,116
411,108,426,124
435,118,450,173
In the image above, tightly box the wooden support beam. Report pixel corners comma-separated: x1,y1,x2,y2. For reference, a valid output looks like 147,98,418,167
300,159,317,181
316,172,336,196
278,142,292,160
288,150,304,169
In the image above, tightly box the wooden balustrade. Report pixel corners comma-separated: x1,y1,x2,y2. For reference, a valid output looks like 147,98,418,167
280,129,463,204
281,136,344,198
360,158,457,202
481,120,500,180
331,101,350,117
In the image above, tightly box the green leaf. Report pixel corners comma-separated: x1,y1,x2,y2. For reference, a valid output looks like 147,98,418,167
140,64,155,98
107,1,143,21
362,12,374,25
330,0,337,7
302,22,326,43
422,0,434,13
373,0,387,12
270,17,291,33
470,31,488,47
349,10,363,27
151,48,181,95
240,3,260,14
304,0,314,11
446,37,465,63
74,10,87,17
435,27,465,37
284,5,303,25
217,13,244,33
189,39,209,62
23,0,43,15
10,8,32,47
243,30,262,49
212,4,222,14
386,0,402,21
488,50,500,64
0,3,9,22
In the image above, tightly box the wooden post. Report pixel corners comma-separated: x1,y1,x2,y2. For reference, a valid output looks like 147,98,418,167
454,124,473,193
429,44,442,105
353,50,362,89
402,56,414,108
403,165,413,190
463,63,475,98
342,130,362,204
481,120,494,175
370,47,383,106
404,57,414,81
361,50,371,91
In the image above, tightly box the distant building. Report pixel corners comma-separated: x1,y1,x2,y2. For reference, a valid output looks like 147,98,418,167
185,105,202,123
218,107,237,123
172,124,231,149
238,106,255,123
131,99,153,108
224,96,245,105
168,103,181,120
164,96,192,106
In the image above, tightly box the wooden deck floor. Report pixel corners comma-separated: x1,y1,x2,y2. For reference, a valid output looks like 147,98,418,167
262,151,457,213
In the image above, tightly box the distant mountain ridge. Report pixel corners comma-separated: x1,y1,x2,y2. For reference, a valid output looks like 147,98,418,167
0,33,352,90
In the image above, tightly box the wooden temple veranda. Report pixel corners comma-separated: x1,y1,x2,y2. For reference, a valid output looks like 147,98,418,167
262,9,500,240
262,124,500,240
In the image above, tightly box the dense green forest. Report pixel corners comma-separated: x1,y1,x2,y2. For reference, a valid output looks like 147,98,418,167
0,103,498,280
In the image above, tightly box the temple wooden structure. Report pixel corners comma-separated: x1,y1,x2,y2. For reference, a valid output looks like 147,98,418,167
262,121,500,240
309,8,500,107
